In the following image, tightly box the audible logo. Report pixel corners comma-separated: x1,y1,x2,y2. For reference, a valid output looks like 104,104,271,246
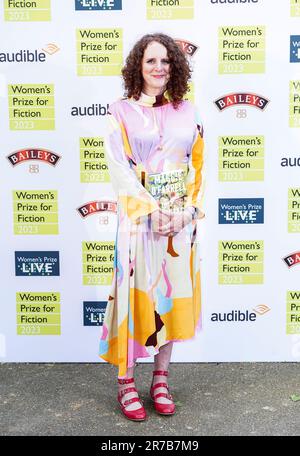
253,304,270,315
42,44,59,55
0,44,59,63
0,49,46,63
211,305,270,323
211,309,256,322
281,156,300,168
71,103,109,116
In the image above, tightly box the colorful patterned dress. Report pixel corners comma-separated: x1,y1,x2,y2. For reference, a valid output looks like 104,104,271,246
99,91,205,377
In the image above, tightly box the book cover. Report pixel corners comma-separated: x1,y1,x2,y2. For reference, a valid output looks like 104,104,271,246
145,169,187,212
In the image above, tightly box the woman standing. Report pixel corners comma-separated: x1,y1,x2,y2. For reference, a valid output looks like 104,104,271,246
99,33,205,421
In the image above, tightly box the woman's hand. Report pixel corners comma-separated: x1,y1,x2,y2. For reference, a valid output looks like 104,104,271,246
150,208,193,236
149,209,172,236
162,209,193,237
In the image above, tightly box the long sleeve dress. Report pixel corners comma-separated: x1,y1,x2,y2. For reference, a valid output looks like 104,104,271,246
99,90,205,377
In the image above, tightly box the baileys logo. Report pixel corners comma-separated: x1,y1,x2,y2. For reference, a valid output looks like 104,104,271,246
7,149,60,166
77,200,117,217
214,92,269,111
283,251,300,268
174,39,198,57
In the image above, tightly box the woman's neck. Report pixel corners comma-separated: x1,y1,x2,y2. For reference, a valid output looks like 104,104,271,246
142,87,166,97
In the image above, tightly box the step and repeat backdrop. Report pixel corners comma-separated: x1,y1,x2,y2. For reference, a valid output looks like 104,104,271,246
0,0,300,363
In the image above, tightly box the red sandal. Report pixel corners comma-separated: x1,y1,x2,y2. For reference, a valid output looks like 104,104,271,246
150,370,175,416
117,377,147,421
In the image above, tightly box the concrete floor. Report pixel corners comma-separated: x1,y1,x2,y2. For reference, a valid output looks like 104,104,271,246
0,362,299,436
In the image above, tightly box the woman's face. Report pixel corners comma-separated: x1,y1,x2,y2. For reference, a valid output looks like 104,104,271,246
141,41,170,96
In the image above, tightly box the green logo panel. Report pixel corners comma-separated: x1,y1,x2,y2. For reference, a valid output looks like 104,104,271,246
16,292,60,335
286,291,300,334
291,0,300,16
13,190,58,235
76,29,123,76
218,26,265,74
219,135,264,182
4,0,51,21
184,81,194,103
8,84,55,130
147,0,194,20
288,188,300,233
289,81,300,128
80,137,109,183
82,241,115,286
219,240,264,285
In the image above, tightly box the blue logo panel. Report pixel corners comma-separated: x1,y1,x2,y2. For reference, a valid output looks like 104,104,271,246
15,251,60,276
83,301,107,326
290,36,300,63
219,198,264,224
75,0,122,10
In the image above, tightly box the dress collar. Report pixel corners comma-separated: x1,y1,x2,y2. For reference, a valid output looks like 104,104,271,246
132,90,171,107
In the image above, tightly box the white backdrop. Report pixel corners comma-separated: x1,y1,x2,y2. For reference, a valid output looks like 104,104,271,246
1,0,300,363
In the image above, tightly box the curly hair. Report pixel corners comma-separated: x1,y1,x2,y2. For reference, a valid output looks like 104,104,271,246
122,33,191,109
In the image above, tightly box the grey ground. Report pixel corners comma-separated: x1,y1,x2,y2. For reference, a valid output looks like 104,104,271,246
0,362,299,436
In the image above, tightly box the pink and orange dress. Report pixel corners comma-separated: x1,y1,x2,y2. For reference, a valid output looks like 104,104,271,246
99,91,205,377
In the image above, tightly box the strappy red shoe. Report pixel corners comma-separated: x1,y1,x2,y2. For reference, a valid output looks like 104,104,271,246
117,377,147,421
150,370,176,416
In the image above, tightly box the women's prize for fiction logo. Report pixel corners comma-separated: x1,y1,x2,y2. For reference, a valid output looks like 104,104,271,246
218,25,265,74
13,190,59,235
287,291,300,336
80,137,108,183
8,84,55,130
81,241,115,286
218,135,265,182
